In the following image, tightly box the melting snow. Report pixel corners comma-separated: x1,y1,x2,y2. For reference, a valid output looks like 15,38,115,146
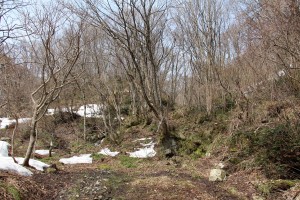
59,154,92,164
0,142,49,175
0,141,11,157
98,148,119,157
0,118,31,129
77,104,104,118
14,157,50,171
35,149,52,156
128,142,156,158
0,157,33,176
46,104,104,118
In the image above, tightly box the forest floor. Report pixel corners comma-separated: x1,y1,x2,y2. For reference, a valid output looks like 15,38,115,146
1,100,300,200
1,152,289,200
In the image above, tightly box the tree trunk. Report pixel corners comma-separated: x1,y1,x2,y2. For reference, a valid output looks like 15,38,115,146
159,117,176,157
11,118,18,163
23,120,37,167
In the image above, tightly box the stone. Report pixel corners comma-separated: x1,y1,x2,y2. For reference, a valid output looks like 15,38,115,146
252,195,265,200
209,169,226,182
165,149,172,156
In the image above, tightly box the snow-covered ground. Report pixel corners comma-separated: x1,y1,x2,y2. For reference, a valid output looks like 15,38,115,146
35,149,53,156
98,148,119,157
0,141,10,156
128,141,156,158
46,104,104,118
0,118,31,129
0,141,49,176
15,157,50,171
0,157,33,176
77,104,104,118
59,154,93,164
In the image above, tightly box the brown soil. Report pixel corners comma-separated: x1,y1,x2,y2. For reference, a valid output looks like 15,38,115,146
0,155,265,200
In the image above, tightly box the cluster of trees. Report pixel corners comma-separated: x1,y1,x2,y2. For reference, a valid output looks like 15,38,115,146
0,0,299,164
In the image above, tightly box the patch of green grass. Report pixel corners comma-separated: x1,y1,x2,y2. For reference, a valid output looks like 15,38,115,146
119,155,140,168
91,153,105,161
257,179,298,196
97,164,111,170
39,155,59,163
0,182,21,200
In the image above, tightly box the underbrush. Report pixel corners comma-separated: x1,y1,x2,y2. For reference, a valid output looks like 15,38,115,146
174,104,231,159
229,123,300,179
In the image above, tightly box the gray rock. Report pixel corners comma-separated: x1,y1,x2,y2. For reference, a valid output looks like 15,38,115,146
209,169,226,181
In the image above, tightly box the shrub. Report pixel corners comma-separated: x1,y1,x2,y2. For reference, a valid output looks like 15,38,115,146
230,123,300,179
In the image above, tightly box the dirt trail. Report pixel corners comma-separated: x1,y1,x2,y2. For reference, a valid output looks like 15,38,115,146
30,158,242,200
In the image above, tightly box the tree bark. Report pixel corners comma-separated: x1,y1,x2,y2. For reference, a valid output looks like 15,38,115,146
23,119,37,166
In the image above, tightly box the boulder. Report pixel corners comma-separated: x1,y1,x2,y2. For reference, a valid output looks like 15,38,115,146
209,169,226,182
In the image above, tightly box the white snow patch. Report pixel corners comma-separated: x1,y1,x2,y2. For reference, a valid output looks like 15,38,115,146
59,154,92,164
35,149,53,156
14,157,50,171
77,104,104,118
128,143,156,158
98,148,119,157
0,141,11,157
0,118,31,129
46,108,56,115
0,157,33,176
46,107,76,116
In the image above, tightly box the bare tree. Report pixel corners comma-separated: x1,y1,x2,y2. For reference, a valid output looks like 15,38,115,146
0,0,26,47
72,0,177,154
0,53,32,162
176,0,225,115
21,3,82,166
